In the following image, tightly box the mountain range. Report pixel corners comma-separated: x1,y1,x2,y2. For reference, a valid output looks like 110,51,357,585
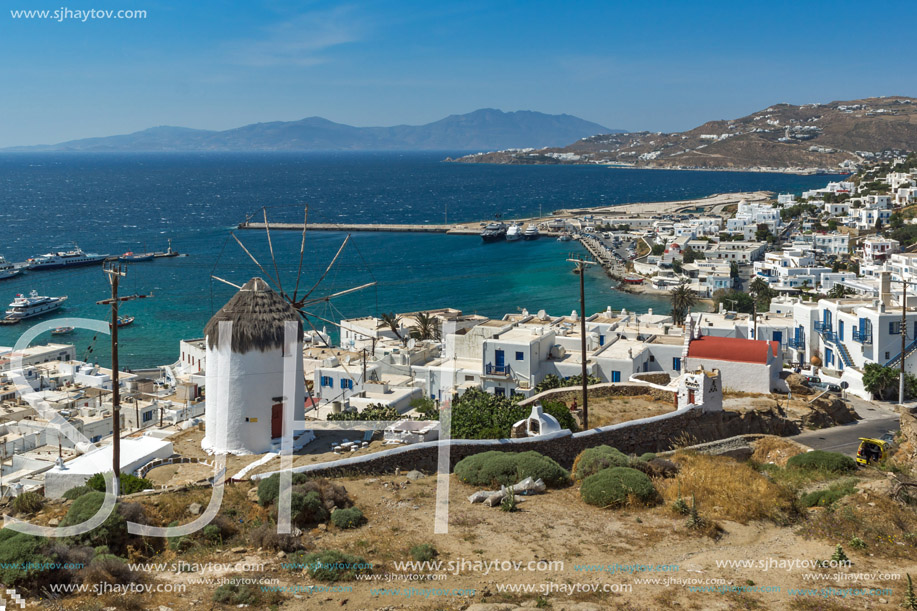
453,97,917,172
4,109,615,153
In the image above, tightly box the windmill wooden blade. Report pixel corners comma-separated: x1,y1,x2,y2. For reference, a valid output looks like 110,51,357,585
299,234,350,304
292,206,309,302
230,232,286,296
300,282,376,307
262,207,284,297
211,275,242,290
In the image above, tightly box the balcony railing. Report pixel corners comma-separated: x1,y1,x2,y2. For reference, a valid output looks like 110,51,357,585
852,328,872,344
485,363,510,376
787,338,805,350
814,321,830,333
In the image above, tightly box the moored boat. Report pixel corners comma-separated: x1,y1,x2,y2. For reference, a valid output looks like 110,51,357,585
557,232,573,242
523,224,540,240
119,251,155,262
5,290,67,320
505,223,522,242
480,221,508,243
27,244,109,270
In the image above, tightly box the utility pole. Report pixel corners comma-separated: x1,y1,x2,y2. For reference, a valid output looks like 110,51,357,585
97,262,152,486
567,254,596,430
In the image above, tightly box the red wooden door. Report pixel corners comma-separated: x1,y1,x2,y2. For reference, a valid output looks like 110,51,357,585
271,403,282,438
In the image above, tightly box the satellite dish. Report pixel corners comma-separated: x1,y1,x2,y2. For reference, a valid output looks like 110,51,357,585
840,381,849,389
407,338,417,350
537,309,547,320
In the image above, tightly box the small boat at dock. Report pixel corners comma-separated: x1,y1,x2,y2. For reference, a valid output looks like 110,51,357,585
557,232,572,242
0,256,22,281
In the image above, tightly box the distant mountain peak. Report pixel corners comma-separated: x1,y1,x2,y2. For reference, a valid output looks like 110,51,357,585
5,109,619,153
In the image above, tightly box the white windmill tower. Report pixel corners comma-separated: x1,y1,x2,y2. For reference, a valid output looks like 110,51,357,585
203,206,376,455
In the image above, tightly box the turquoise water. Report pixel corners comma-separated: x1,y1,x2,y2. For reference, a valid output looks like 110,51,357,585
0,152,839,367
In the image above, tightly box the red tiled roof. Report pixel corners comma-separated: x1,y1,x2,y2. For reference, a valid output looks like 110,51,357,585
687,335,777,365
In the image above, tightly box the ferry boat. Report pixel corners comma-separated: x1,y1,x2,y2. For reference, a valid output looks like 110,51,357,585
5,290,67,320
523,224,541,241
0,256,22,281
505,223,523,242
110,316,134,328
27,245,109,270
480,221,507,243
119,251,155,262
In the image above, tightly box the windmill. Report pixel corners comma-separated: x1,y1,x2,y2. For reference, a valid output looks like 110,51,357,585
211,206,378,407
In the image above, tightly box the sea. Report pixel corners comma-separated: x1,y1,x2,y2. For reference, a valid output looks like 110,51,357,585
0,152,841,369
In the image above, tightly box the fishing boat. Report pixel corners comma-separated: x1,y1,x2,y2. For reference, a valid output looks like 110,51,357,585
110,316,135,328
480,221,508,243
505,223,523,242
0,256,22,281
26,244,109,270
51,326,74,335
119,251,155,262
523,224,541,241
557,232,573,242
5,290,67,320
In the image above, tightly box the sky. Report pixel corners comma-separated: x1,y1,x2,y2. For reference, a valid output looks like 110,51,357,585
1,0,916,147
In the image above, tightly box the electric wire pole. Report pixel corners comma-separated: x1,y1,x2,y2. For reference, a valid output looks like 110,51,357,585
901,280,908,406
567,254,596,430
97,262,152,487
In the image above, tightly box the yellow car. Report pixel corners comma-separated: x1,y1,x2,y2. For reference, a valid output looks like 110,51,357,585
856,438,890,466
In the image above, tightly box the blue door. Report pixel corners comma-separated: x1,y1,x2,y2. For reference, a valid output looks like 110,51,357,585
825,348,833,367
599,334,605,346
495,350,505,368
773,331,782,345
838,321,844,341
611,371,621,383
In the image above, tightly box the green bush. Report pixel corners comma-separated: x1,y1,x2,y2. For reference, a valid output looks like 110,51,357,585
431,388,579,440
291,491,329,527
571,446,630,481
86,472,153,496
580,467,658,508
62,485,94,500
0,528,53,585
638,452,657,462
330,507,365,529
12,491,43,515
213,583,259,605
454,451,570,488
410,544,437,562
799,479,857,508
257,472,310,506
61,492,133,553
288,549,371,581
202,524,221,543
787,451,856,474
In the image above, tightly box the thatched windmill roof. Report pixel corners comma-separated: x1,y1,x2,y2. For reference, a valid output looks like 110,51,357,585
204,277,304,353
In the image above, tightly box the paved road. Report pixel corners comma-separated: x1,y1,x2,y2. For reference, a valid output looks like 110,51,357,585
791,396,901,457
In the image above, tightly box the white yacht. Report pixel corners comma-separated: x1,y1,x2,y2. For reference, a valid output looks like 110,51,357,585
5,290,67,320
505,223,523,241
523,224,541,240
27,244,109,270
0,256,21,281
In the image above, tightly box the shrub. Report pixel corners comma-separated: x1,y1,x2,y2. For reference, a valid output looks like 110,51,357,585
500,493,518,512
12,491,43,515
572,446,629,481
202,524,221,543
638,452,657,462
86,472,153,496
61,492,137,554
213,583,259,605
62,485,94,500
331,507,365,529
787,451,856,474
799,479,857,508
580,467,658,508
248,524,303,553
410,544,437,562
0,528,53,585
454,451,569,488
258,472,326,507
288,549,371,581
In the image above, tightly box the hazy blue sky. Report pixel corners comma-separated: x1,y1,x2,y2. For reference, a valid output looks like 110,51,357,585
2,0,915,147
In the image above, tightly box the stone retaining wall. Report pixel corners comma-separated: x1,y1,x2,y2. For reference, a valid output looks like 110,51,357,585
138,456,212,478
253,404,798,480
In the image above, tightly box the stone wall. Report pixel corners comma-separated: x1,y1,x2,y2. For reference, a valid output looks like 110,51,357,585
254,403,798,480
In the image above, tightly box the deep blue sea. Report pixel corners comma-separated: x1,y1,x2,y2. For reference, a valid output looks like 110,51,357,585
0,152,840,368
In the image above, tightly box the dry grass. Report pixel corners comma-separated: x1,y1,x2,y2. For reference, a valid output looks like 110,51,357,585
588,393,676,428
657,452,795,524
751,436,807,467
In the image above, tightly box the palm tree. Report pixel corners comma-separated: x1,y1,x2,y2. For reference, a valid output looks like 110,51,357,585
669,281,697,326
827,284,853,299
410,311,441,341
379,312,404,344
749,276,774,310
